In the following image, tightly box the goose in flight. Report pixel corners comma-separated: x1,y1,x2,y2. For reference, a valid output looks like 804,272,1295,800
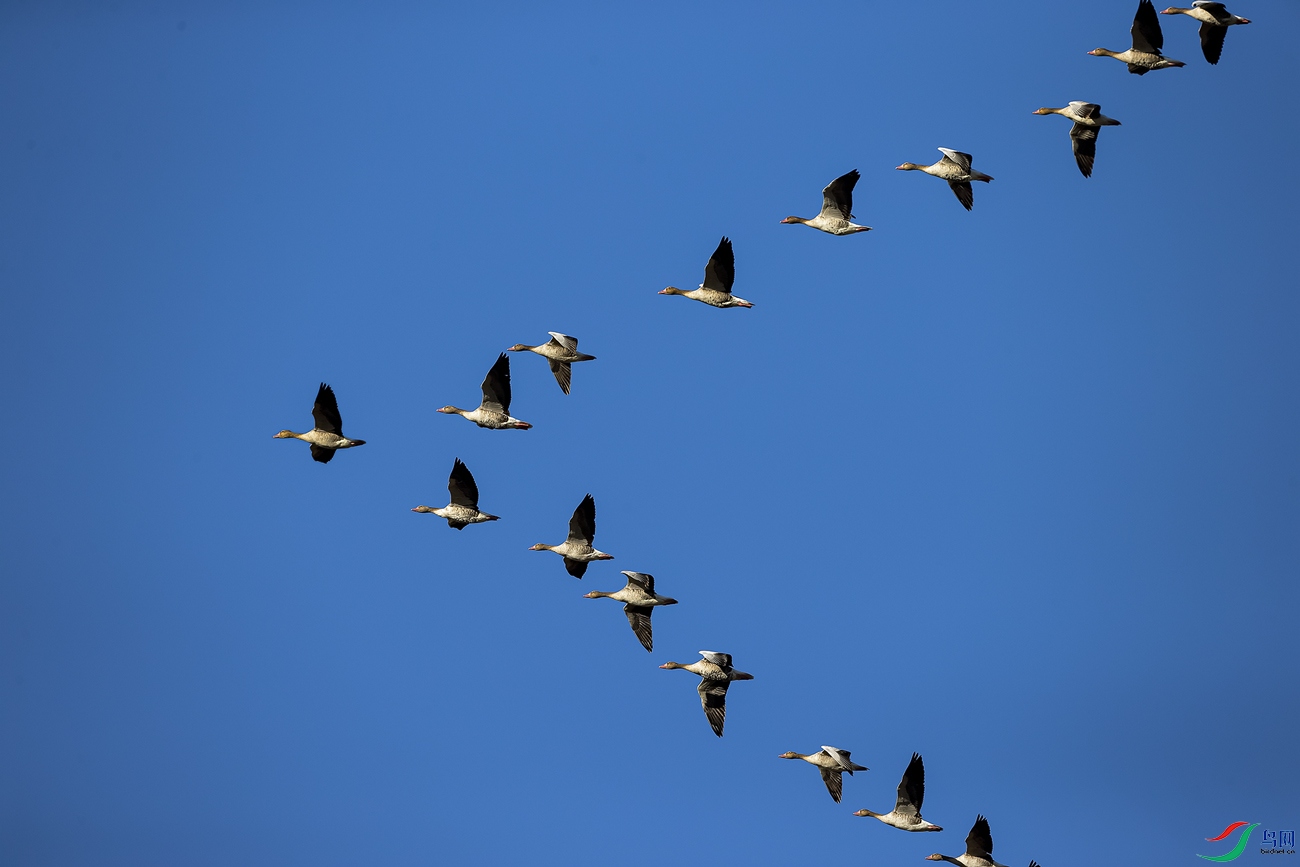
583,571,678,652
778,746,869,803
853,753,942,831
1089,0,1186,73
1161,2,1250,65
411,458,499,529
780,169,872,235
926,815,1012,866
529,494,614,578
659,237,753,309
896,149,994,211
507,332,596,395
1031,103,1122,177
659,651,753,737
273,383,367,463
437,353,532,430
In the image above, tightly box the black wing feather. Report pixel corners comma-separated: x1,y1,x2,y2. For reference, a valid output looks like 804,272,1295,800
702,237,735,294
897,753,926,814
822,169,860,220
966,815,994,857
312,383,343,434
1070,123,1098,177
564,557,589,579
567,494,596,545
623,604,654,652
949,181,974,211
697,678,730,737
480,353,512,414
1131,0,1164,54
447,458,480,508
309,444,335,464
1199,22,1227,64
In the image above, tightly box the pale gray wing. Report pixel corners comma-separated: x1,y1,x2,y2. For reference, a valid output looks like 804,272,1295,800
820,746,856,773
819,767,844,803
820,169,859,220
622,571,653,593
1072,102,1102,120
697,677,730,737
937,147,973,173
623,604,654,652
698,650,731,667
547,332,579,351
547,359,572,395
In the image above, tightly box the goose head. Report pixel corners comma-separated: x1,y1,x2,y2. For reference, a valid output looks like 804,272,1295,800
1031,107,1058,115
659,286,684,296
895,162,924,171
1087,48,1116,57
436,406,463,415
506,344,530,352
658,661,686,670
777,752,803,760
779,216,806,225
528,543,551,551
582,590,609,599
273,430,295,438
411,505,436,513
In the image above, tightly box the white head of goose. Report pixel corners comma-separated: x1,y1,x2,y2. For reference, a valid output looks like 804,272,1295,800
780,169,871,235
528,493,613,578
411,458,499,529
583,571,678,652
896,149,994,211
658,651,753,737
1031,103,1122,178
778,746,869,803
273,382,367,463
1088,0,1186,73
852,752,942,831
1161,2,1250,65
925,815,1012,867
437,353,532,430
659,236,752,309
507,332,595,395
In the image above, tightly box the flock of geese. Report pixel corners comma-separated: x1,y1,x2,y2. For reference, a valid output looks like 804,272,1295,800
271,2,1256,863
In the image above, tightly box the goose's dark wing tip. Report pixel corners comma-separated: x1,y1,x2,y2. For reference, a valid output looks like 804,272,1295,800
309,444,335,464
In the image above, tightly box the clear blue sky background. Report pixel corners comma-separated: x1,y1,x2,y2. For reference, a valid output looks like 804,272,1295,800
2,2,1297,865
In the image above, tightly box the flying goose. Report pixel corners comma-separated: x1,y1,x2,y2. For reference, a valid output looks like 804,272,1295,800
852,753,942,831
896,149,994,211
529,494,613,578
659,237,753,309
778,746,869,803
1161,2,1250,65
507,332,596,395
926,815,1011,867
273,383,366,463
583,571,678,652
1031,103,1122,177
411,458,499,529
780,169,872,235
659,651,753,737
437,353,532,430
1089,0,1186,73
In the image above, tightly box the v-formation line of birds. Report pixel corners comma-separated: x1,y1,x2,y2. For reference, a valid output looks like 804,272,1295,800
271,3,1255,863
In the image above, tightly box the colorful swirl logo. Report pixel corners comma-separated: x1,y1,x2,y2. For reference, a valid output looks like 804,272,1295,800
1198,822,1260,862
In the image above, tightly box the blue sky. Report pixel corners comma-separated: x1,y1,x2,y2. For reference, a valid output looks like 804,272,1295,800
2,2,1298,865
